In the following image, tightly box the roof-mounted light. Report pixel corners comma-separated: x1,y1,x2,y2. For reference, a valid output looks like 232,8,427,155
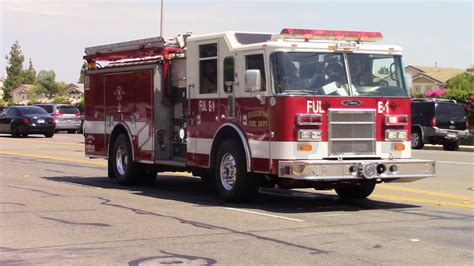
280,28,383,42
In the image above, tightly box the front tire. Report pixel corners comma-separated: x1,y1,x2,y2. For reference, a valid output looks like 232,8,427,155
335,181,376,199
215,140,259,202
411,129,424,149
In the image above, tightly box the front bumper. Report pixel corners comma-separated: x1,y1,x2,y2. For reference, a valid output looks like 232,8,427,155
279,159,435,183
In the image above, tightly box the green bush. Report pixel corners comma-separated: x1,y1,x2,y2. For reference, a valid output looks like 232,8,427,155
27,94,40,105
52,96,71,104
6,99,17,107
75,98,85,112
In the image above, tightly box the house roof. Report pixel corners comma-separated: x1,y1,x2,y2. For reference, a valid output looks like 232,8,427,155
63,83,84,94
405,65,465,83
10,84,34,96
412,73,440,83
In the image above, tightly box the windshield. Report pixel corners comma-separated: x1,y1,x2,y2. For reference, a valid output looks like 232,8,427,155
271,52,408,97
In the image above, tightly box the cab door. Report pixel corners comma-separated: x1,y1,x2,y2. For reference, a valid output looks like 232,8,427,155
186,39,219,167
236,51,271,172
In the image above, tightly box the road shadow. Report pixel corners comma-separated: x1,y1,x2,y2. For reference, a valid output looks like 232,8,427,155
0,134,45,139
43,173,419,214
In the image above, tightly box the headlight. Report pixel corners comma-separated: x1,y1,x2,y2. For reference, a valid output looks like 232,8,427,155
385,130,407,141
298,129,322,141
398,130,407,140
385,115,408,126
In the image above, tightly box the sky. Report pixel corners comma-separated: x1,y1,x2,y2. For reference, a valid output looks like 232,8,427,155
1,0,473,83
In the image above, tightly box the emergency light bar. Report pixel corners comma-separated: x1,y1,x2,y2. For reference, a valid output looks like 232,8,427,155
280,28,383,42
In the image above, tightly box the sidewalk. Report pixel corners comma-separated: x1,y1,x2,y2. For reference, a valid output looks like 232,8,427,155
422,144,474,152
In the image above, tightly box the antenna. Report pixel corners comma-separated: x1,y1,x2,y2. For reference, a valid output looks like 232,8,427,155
160,0,164,37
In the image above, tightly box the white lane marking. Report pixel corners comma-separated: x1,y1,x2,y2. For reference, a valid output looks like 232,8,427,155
437,161,474,165
224,207,303,222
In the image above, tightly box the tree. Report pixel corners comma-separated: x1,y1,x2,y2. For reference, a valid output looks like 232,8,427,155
443,73,474,105
3,41,25,100
377,66,389,75
443,73,474,126
23,58,36,84
33,70,61,98
78,61,87,83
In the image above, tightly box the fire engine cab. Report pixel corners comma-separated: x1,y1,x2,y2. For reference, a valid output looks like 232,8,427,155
84,28,435,202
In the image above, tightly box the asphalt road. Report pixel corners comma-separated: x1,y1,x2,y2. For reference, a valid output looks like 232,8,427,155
0,134,473,265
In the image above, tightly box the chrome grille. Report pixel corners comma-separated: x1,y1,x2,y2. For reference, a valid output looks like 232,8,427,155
329,109,376,156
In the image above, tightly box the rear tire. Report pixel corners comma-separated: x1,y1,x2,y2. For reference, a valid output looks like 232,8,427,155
44,132,54,138
335,181,376,199
411,129,424,149
112,134,138,185
10,125,20,138
107,159,115,179
68,130,77,134
214,140,259,202
443,140,460,151
136,165,157,185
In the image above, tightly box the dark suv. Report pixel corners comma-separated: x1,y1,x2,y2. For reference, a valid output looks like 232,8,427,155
411,99,469,150
35,104,82,133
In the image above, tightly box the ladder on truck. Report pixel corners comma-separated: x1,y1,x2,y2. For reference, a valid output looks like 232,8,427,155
84,37,167,62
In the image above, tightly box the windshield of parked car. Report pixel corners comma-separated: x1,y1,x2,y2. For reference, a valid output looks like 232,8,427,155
19,107,49,115
271,52,408,97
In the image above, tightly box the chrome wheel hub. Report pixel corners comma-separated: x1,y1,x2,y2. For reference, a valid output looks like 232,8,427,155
116,145,128,175
412,133,419,146
220,153,237,191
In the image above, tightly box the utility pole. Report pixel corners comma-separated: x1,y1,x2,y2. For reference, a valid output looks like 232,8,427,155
160,0,164,37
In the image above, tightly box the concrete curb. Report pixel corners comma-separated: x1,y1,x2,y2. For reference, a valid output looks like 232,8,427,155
421,144,474,152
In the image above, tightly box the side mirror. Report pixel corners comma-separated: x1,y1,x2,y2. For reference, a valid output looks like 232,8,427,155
245,69,261,92
405,73,413,92
389,63,397,81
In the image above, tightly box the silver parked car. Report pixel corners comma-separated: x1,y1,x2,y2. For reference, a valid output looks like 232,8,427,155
35,104,82,133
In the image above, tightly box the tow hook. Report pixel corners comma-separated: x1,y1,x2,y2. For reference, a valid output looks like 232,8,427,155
359,162,378,179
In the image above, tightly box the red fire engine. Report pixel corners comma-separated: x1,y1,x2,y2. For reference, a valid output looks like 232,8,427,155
84,28,435,202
